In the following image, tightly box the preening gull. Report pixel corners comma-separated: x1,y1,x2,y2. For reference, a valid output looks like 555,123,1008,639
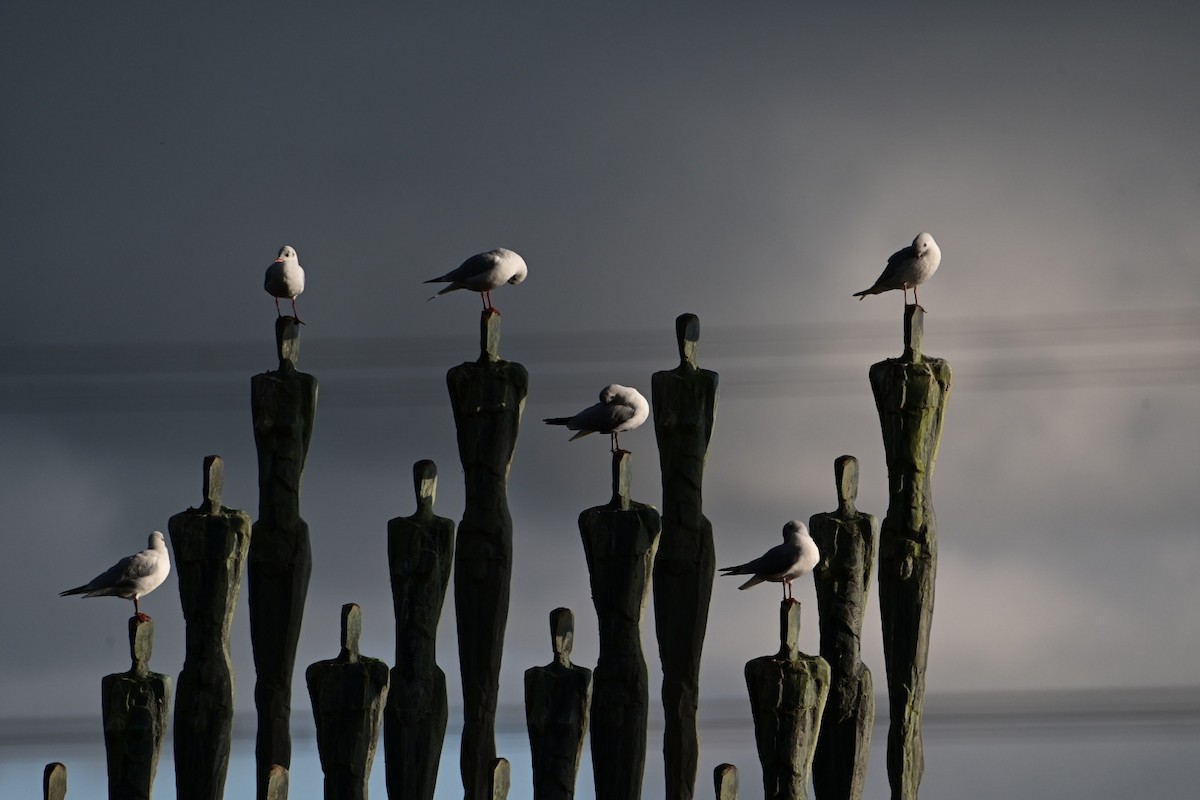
425,248,528,311
720,520,819,601
853,232,941,307
60,531,171,621
265,245,306,322
544,384,650,453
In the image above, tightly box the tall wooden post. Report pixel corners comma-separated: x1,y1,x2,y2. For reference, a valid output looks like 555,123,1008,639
869,305,951,800
652,313,719,800
249,316,318,798
384,459,455,800
168,455,252,800
713,764,739,800
809,456,877,800
447,309,528,800
101,617,172,800
744,602,830,800
524,607,592,800
306,604,390,800
580,451,662,800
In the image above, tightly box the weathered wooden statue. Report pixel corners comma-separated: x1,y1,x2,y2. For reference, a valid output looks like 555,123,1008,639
249,315,318,798
869,305,951,800
384,459,455,800
446,309,528,800
524,607,593,799
168,455,252,800
810,455,877,800
101,617,171,800
579,451,662,800
744,602,830,800
652,312,719,800
306,604,390,800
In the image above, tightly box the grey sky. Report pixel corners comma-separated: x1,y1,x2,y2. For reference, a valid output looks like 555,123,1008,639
2,1,1199,796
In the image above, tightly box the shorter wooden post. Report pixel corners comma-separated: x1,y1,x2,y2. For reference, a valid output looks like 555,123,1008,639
306,604,390,800
744,602,830,800
713,764,738,800
101,617,171,800
265,765,289,800
43,763,67,800
525,608,592,799
489,758,511,800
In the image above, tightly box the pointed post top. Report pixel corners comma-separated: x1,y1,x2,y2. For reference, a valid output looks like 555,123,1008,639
340,603,361,664
275,316,302,370
549,607,574,668
43,762,67,800
489,758,511,800
903,304,925,363
412,459,437,512
834,455,859,516
266,765,289,800
675,312,700,370
480,308,502,363
611,449,632,510
128,616,154,676
713,763,739,800
777,600,802,660
201,454,223,513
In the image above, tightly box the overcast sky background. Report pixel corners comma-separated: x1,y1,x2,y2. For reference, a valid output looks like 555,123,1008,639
2,2,1198,798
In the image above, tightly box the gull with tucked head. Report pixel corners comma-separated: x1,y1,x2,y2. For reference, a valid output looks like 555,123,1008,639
425,248,528,312
544,384,650,453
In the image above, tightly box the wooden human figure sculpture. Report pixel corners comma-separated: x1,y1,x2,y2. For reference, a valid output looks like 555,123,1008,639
101,617,172,800
579,451,662,800
744,602,830,800
447,309,528,800
306,604,390,800
168,455,252,800
809,456,877,800
652,312,719,800
384,459,455,800
869,305,951,800
524,607,593,800
249,315,318,798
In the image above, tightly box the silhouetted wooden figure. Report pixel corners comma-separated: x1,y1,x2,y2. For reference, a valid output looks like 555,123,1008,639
446,309,528,800
489,758,511,800
579,450,662,800
652,312,719,800
102,617,172,800
869,305,951,800
713,764,738,800
809,456,877,800
384,459,454,800
168,455,252,800
524,608,592,800
44,762,67,800
745,602,830,800
306,604,390,800
249,316,318,798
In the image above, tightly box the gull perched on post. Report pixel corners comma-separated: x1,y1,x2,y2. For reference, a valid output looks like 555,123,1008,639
720,521,820,602
425,248,528,312
853,232,941,307
544,384,650,453
60,531,171,621
265,245,306,322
